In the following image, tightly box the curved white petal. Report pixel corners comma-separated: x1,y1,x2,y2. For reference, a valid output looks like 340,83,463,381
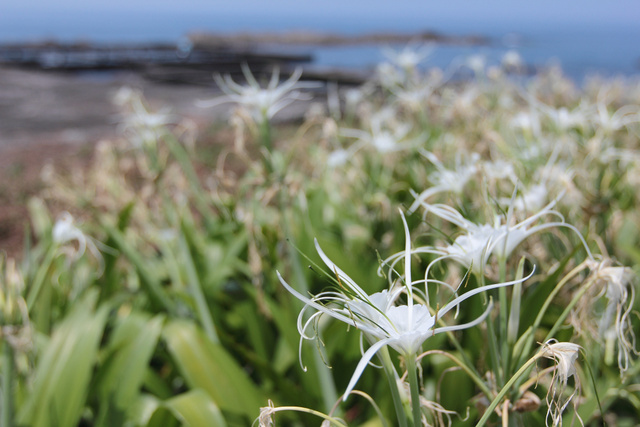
343,338,393,401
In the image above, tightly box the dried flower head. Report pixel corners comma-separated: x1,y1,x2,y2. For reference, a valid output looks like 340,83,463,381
586,259,638,375
0,256,32,353
257,400,276,427
540,340,582,427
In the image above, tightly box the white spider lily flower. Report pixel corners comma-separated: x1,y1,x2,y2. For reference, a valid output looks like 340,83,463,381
480,159,517,182
510,110,541,135
441,224,498,275
124,107,174,130
326,148,352,168
527,97,591,132
592,102,640,133
376,62,405,89
598,147,640,166
383,217,498,277
382,44,433,72
115,89,176,148
340,113,421,154
500,183,549,213
197,64,320,124
586,259,638,375
540,340,582,427
277,212,532,400
466,54,486,75
389,70,442,111
52,212,102,265
501,50,523,70
407,150,479,213
111,85,141,108
545,105,590,131
406,198,592,275
343,87,367,110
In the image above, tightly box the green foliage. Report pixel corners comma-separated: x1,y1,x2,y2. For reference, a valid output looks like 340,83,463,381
2,59,640,426
163,319,264,423
18,291,108,427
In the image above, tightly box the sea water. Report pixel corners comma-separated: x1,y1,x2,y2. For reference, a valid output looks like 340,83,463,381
0,6,638,83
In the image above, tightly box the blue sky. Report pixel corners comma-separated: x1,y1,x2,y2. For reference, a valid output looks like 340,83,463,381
4,0,640,24
1,0,639,42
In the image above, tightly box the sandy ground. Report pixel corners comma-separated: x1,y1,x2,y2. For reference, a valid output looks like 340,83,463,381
0,65,320,256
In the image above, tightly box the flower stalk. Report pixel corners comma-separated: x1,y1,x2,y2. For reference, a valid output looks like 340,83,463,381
379,346,409,427
405,355,423,427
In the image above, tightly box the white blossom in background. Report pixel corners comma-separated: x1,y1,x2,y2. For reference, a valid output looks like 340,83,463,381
501,50,524,71
510,110,542,136
405,197,592,275
52,212,103,267
544,104,591,132
501,183,549,214
592,101,640,134
326,148,352,168
382,43,433,72
111,85,141,108
451,85,480,117
466,54,486,75
389,68,443,112
112,86,176,148
407,150,479,213
375,62,404,89
340,107,423,155
480,159,517,183
198,64,321,124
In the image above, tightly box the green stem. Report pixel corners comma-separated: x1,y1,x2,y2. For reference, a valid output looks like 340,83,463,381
379,347,409,427
476,353,542,427
258,119,274,175
498,257,510,385
478,273,503,386
518,260,589,366
418,350,494,400
26,244,57,310
268,406,348,427
2,342,14,427
543,278,596,343
405,355,422,427
259,118,272,153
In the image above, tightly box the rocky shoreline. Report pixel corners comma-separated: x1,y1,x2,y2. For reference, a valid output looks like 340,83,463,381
0,29,487,81
0,29,490,147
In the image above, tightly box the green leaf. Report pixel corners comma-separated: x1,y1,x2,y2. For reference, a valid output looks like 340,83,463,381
96,312,165,412
165,389,228,427
102,221,176,314
163,320,265,422
18,290,109,427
